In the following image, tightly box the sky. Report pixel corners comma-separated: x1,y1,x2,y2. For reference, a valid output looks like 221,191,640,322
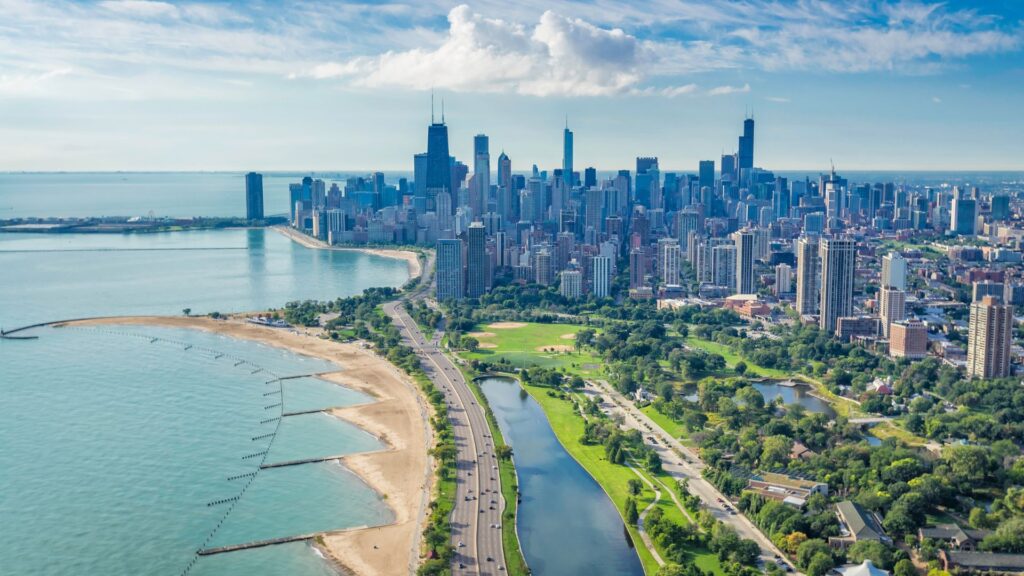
1,0,1023,172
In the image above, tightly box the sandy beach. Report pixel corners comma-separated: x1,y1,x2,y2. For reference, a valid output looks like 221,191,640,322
62,314,433,576
273,225,422,280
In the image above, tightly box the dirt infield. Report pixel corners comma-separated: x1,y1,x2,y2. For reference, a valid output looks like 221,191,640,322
489,322,528,329
468,331,496,338
559,333,576,340
536,344,574,352
477,342,498,349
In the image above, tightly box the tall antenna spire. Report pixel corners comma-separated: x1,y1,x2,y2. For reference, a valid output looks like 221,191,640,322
431,90,435,124
441,97,445,123
565,114,568,129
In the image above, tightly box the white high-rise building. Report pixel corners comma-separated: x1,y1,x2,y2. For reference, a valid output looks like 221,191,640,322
734,229,756,295
659,238,681,287
795,236,820,315
712,244,737,291
560,269,583,299
881,252,907,290
592,256,611,298
775,263,792,295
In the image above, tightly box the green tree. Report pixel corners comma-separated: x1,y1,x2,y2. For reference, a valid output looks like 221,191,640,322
182,308,191,316
894,559,917,576
735,361,748,375
847,540,894,569
625,497,639,525
807,553,836,576
627,478,643,497
797,539,831,570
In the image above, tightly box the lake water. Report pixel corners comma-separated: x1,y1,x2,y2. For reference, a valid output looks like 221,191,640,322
0,228,409,327
0,325,392,575
478,377,644,576
0,227,410,574
753,382,836,418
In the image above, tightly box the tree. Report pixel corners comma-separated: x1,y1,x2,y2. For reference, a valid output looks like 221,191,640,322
461,336,479,352
894,559,917,576
785,532,809,554
735,361,748,375
494,445,513,461
182,308,191,316
969,507,993,530
625,497,639,525
797,539,831,570
628,479,643,497
761,435,793,467
982,517,1024,553
807,553,835,576
847,540,894,569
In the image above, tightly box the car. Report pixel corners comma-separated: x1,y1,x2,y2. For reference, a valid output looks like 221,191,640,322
499,566,505,571
486,557,493,562
458,541,465,548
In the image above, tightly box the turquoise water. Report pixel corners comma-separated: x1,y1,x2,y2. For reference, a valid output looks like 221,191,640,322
0,326,392,575
0,227,409,327
479,377,644,576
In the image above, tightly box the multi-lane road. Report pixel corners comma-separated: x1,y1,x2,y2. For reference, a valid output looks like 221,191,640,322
383,261,505,575
583,379,798,574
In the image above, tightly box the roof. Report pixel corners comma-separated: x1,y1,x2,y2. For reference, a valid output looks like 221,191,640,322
836,560,890,576
836,501,886,542
946,551,1024,571
920,524,991,543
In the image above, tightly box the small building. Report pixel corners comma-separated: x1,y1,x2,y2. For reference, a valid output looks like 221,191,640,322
940,550,1024,574
790,441,818,460
919,524,992,552
866,377,893,395
830,501,891,548
834,560,890,576
723,294,772,318
747,471,827,508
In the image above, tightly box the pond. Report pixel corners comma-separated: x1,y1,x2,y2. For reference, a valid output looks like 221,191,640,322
752,381,837,418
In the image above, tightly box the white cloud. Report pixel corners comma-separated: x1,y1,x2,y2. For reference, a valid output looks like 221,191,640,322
765,96,789,103
99,1,178,19
932,96,942,103
660,84,699,97
299,5,647,96
708,83,750,96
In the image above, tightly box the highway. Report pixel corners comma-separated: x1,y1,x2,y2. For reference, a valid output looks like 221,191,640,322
582,379,799,574
383,256,505,575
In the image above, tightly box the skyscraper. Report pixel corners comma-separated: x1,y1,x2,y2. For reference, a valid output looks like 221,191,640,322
426,107,450,203
466,222,488,298
881,252,907,291
472,134,490,218
659,238,681,287
795,236,820,315
950,186,977,235
245,172,264,220
712,244,737,290
967,295,1013,379
562,123,573,190
592,256,611,298
738,117,754,185
698,160,715,194
775,263,792,295
560,269,583,299
734,229,756,295
819,237,856,334
436,238,464,301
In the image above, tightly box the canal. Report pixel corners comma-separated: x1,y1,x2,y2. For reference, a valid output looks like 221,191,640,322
478,376,645,576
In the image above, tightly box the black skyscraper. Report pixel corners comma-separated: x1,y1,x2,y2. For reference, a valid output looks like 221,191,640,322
426,109,450,210
738,117,754,184
245,172,264,220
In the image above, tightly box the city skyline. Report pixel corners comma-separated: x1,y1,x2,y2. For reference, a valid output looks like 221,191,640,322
2,0,1023,171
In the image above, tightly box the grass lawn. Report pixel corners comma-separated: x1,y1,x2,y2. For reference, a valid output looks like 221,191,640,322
872,420,928,445
640,405,690,440
684,336,789,379
462,322,604,375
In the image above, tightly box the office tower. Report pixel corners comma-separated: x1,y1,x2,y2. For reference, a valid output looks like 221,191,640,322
819,237,856,334
950,186,977,235
585,188,605,234
635,157,659,208
973,281,1005,303
659,238,681,287
712,244,737,291
436,191,453,232
878,286,906,338
795,236,820,315
699,160,715,192
804,213,825,235
413,153,428,208
629,248,646,289
721,154,736,184
436,238,464,301
245,172,264,220
992,195,1010,220
466,222,488,298
472,134,490,217
562,123,573,190
738,117,754,185
881,252,907,290
676,208,703,251
426,109,450,199
584,167,597,188
734,229,756,295
967,296,1013,379
592,256,611,298
535,250,553,286
775,263,792,295
560,269,583,299
889,320,928,359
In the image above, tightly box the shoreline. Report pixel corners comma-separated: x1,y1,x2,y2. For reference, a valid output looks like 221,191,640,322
272,225,422,280
60,314,434,576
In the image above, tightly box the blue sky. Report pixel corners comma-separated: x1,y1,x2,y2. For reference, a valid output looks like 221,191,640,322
1,0,1022,171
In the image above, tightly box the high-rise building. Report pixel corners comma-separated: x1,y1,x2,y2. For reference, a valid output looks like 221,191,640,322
698,160,715,193
795,236,820,315
819,237,856,334
775,263,792,295
466,222,488,298
659,238,681,287
436,238,464,301
472,134,490,217
426,110,451,200
966,295,1013,379
535,250,553,286
734,229,756,295
563,124,574,190
881,252,907,290
245,172,264,220
560,269,583,299
889,320,928,359
629,248,646,289
950,186,977,236
738,117,754,185
592,256,611,298
712,244,736,290
878,286,906,337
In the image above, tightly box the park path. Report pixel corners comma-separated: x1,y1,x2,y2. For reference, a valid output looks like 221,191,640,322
628,464,666,567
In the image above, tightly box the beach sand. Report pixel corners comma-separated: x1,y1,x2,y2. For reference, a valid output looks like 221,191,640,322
273,225,422,280
62,315,433,576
